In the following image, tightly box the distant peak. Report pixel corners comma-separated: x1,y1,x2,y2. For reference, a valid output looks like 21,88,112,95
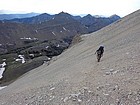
39,13,51,16
59,11,65,14
109,14,121,20
86,14,92,17
54,11,72,19
58,11,71,16
83,14,93,18
82,14,94,19
110,14,120,18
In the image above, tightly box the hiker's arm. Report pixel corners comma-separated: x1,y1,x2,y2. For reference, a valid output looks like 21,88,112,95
95,51,97,54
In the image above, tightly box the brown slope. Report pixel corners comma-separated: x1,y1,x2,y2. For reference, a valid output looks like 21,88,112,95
0,9,140,104
0,22,34,44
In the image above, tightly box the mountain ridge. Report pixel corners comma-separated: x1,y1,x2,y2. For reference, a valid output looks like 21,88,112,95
0,12,120,52
0,12,40,20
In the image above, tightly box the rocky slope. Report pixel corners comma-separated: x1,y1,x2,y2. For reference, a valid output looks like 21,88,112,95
0,9,140,104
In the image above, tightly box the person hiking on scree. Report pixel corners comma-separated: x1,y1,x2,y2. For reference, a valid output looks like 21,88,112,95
95,45,104,62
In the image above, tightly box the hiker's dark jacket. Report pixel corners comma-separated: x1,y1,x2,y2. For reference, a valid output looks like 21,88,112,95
96,46,104,56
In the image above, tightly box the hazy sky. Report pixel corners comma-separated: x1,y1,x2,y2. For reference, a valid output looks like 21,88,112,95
0,0,139,17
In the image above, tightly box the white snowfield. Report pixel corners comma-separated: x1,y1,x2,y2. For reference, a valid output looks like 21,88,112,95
15,55,25,64
0,10,140,104
63,27,67,31
0,62,7,91
52,32,56,36
0,86,7,91
0,62,6,79
0,68,5,79
20,37,38,40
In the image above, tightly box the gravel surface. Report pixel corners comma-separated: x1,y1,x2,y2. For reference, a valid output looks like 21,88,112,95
0,9,140,105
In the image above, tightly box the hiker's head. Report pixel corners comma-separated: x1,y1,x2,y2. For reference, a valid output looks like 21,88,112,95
100,45,104,49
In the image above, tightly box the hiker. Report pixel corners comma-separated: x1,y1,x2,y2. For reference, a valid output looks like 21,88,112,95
95,45,104,62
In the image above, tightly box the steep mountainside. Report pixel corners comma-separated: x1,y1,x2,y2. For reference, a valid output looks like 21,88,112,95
0,9,139,104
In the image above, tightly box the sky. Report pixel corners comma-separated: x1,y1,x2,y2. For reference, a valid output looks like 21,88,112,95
0,0,139,17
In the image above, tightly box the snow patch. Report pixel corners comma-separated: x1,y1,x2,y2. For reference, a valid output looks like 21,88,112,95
1,62,6,67
33,38,38,40
20,37,38,40
16,55,25,63
0,62,6,79
0,68,5,79
52,32,56,36
29,54,34,57
46,46,49,49
0,86,7,90
57,44,60,47
63,27,67,31
20,37,31,40
15,59,22,62
35,30,38,33
2,59,6,61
